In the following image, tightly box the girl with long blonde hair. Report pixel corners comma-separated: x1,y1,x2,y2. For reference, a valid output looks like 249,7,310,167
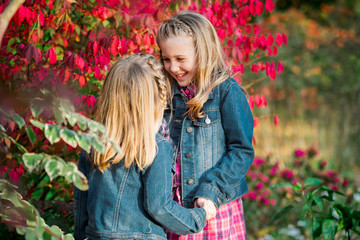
74,54,213,240
157,12,254,239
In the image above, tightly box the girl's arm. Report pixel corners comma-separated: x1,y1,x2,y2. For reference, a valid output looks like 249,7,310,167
142,137,207,235
74,151,90,240
194,79,254,208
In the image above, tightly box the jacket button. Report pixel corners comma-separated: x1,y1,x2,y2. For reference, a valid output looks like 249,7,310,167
205,116,211,124
186,127,193,133
185,152,191,158
187,179,194,185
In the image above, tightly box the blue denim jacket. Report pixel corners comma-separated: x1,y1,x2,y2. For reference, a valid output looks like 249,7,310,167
74,134,206,240
165,78,254,209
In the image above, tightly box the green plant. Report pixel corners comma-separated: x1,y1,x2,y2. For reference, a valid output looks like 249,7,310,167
271,178,360,239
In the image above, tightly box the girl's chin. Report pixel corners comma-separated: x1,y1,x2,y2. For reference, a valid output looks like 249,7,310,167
175,78,191,87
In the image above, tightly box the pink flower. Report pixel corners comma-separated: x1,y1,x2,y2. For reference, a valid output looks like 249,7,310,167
270,199,276,206
256,182,264,190
294,149,305,157
269,163,278,176
248,191,257,200
280,169,294,180
259,174,269,183
320,160,328,169
274,115,279,126
9,165,24,185
0,166,8,176
342,179,349,187
253,158,264,167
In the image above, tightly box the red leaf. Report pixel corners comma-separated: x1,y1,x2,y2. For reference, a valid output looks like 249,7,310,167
253,24,259,35
277,61,284,73
274,115,279,126
38,10,44,26
273,46,278,56
33,46,41,63
265,0,275,13
18,5,26,23
79,75,86,87
282,33,288,45
75,55,85,71
251,64,259,73
255,1,264,15
267,33,274,46
217,29,225,40
119,37,127,55
93,41,99,55
248,96,254,110
110,36,119,57
94,66,101,79
48,48,57,64
64,69,71,82
276,33,283,47
254,118,259,127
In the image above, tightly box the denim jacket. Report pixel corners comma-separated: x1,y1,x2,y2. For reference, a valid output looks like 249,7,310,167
165,78,254,209
74,134,206,240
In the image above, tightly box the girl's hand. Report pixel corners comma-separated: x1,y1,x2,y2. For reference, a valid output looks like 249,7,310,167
194,198,217,220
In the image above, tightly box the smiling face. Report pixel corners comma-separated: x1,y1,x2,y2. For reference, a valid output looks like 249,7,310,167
159,34,197,87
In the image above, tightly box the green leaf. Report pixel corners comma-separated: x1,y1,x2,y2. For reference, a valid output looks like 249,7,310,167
60,128,77,148
44,124,61,144
270,182,293,189
12,113,25,129
63,234,75,240
59,98,74,113
75,113,87,131
23,153,44,172
75,133,91,152
65,112,77,127
304,177,323,188
34,216,46,238
44,160,60,181
30,119,45,130
26,126,37,145
53,107,65,125
30,104,43,118
48,225,63,238
88,119,106,134
313,197,324,211
321,219,337,240
73,170,89,191
269,205,294,225
90,136,105,154
0,124,6,132
312,216,322,238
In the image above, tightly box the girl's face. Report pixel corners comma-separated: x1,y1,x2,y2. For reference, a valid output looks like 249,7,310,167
159,34,197,87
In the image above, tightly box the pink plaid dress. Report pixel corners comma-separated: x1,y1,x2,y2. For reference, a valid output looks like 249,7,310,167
167,85,247,240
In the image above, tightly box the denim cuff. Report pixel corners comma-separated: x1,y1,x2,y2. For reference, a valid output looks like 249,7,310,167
193,184,227,208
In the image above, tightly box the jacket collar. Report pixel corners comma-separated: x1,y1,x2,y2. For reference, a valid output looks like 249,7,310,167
173,85,215,100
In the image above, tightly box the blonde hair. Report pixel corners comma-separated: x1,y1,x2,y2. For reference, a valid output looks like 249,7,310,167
93,54,167,171
156,11,231,119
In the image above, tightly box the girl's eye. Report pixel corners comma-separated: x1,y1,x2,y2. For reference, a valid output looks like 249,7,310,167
177,58,184,61
163,58,170,62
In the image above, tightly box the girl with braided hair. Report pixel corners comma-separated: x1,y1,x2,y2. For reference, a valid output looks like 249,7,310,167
156,11,254,239
74,54,215,240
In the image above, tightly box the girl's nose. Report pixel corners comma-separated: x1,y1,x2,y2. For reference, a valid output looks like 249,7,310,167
170,63,179,72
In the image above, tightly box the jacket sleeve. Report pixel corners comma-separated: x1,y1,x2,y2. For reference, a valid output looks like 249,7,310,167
194,80,254,208
143,139,207,235
74,151,90,240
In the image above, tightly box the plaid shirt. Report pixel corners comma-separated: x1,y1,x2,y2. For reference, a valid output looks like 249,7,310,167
167,85,247,240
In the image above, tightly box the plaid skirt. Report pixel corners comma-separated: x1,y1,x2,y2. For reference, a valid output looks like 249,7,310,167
167,198,247,240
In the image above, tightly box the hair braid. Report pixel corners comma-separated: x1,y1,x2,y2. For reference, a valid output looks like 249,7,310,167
139,53,168,108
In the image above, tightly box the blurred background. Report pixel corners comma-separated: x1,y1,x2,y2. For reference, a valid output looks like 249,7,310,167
252,0,360,176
